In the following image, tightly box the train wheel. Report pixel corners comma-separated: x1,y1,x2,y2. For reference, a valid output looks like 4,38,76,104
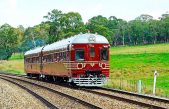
27,73,32,78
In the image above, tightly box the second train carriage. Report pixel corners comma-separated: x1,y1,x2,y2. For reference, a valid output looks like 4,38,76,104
24,33,110,86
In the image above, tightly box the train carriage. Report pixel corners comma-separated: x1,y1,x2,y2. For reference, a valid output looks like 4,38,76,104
24,33,110,86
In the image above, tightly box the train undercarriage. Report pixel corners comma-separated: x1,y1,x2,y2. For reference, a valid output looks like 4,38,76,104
26,72,107,87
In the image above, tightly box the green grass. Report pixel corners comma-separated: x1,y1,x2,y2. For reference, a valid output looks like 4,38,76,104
108,43,169,97
110,53,169,77
0,53,24,74
110,43,169,55
9,53,24,60
0,59,24,74
109,53,169,96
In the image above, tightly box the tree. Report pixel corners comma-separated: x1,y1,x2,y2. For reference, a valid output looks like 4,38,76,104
148,20,159,44
44,9,63,43
19,25,47,52
135,14,153,22
116,19,127,45
86,15,113,43
160,16,169,42
161,11,169,20
44,9,85,43
0,24,18,60
62,12,85,35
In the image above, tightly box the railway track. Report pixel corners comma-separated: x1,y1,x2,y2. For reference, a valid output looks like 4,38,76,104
98,87,169,104
52,83,169,108
1,73,169,109
81,88,169,109
0,74,101,109
57,84,169,109
0,77,58,109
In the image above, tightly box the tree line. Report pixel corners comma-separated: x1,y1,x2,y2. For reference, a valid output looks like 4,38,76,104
0,9,169,60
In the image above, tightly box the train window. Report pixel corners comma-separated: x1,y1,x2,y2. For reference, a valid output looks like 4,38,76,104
51,54,53,62
31,58,33,63
54,53,57,61
29,58,31,63
37,57,39,63
101,48,108,60
62,52,64,61
63,52,66,61
43,56,46,62
66,52,69,61
59,53,62,61
47,55,52,62
27,58,29,63
25,58,27,63
34,57,36,63
75,49,84,61
90,47,95,57
39,57,41,62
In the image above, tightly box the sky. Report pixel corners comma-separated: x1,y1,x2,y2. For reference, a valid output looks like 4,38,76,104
0,0,169,28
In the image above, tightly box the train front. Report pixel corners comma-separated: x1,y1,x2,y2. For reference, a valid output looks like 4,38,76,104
69,33,110,86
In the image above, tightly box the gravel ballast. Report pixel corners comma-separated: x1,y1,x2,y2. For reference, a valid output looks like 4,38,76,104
0,78,47,109
92,89,169,108
0,77,92,109
13,76,146,109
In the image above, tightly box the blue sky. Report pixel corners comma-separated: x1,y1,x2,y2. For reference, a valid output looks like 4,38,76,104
0,0,169,27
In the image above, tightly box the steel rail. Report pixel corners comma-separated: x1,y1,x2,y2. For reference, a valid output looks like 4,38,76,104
0,74,102,109
98,87,169,104
81,88,168,109
0,77,58,109
1,73,168,108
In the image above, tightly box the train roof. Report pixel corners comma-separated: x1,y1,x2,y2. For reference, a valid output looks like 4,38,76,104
24,33,109,56
24,46,44,56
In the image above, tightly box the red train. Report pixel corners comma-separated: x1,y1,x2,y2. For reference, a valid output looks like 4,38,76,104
24,33,110,86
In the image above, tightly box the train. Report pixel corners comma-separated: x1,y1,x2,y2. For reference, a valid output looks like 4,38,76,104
24,33,110,86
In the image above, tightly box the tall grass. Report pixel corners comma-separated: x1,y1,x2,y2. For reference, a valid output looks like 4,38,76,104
0,53,24,74
104,78,169,98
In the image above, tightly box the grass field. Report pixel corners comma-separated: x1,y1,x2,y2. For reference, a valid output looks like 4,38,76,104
110,43,169,55
0,53,24,74
110,53,169,79
1,43,169,97
108,43,169,97
0,60,24,74
108,53,169,97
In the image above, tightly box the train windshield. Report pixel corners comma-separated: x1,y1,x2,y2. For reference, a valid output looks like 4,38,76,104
75,49,84,61
101,48,108,60
90,47,95,57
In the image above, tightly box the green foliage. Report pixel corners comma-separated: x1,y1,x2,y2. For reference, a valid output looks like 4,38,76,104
86,13,169,46
9,53,24,60
0,24,19,60
44,9,85,44
1,9,169,60
86,15,115,44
